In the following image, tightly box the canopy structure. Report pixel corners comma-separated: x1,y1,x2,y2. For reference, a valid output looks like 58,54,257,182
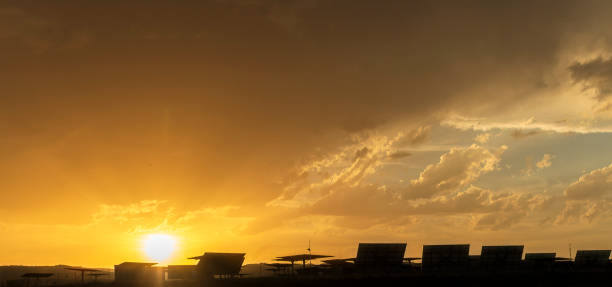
65,267,105,284
274,254,333,269
322,258,354,266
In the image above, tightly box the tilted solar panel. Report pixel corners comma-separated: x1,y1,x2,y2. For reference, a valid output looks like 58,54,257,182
574,250,611,266
481,246,523,264
422,244,470,272
355,243,406,266
524,253,556,261
479,245,523,272
197,252,246,276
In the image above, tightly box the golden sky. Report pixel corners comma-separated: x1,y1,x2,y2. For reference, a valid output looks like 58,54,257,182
2,0,612,267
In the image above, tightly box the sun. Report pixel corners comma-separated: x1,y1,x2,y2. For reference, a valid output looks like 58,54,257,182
142,234,176,263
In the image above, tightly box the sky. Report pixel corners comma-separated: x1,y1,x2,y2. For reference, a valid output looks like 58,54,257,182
2,0,612,267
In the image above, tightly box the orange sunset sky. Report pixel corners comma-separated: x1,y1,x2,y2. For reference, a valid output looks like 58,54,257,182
2,0,612,267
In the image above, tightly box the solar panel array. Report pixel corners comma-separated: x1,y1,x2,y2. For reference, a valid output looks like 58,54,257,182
422,245,470,272
197,252,246,277
479,246,523,272
574,250,611,267
524,253,556,261
355,243,406,266
523,253,558,272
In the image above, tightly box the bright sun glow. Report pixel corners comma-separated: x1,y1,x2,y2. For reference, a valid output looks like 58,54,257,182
143,234,176,263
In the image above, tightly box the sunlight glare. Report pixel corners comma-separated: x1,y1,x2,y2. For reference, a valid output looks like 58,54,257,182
143,234,176,263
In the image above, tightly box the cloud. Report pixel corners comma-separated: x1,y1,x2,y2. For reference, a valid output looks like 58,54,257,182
306,182,546,231
262,143,523,232
398,126,431,146
474,133,491,144
570,57,612,103
388,150,412,160
91,200,252,235
536,154,554,169
556,200,611,224
0,6,90,54
3,1,612,220
564,163,612,200
523,153,554,176
556,163,612,223
92,200,170,224
511,129,541,139
4,1,612,264
264,0,318,32
443,115,612,134
411,186,543,217
268,133,404,207
402,144,506,199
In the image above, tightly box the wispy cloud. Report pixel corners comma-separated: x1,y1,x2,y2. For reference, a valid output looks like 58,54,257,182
442,114,612,134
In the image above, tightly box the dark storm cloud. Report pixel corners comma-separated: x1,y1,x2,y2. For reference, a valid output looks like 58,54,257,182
1,0,612,218
570,57,612,102
570,57,612,112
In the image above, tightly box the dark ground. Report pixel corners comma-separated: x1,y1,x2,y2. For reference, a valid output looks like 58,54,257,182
140,272,612,287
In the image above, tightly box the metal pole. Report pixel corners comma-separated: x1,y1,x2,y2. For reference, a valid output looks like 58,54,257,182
308,240,312,268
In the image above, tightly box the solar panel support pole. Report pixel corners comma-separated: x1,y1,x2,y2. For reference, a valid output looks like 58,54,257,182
308,240,312,268
291,260,294,275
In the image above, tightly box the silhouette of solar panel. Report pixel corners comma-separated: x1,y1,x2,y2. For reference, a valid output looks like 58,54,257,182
192,252,245,277
480,245,523,272
422,244,470,272
355,243,406,266
524,253,556,261
524,253,556,273
574,250,611,268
